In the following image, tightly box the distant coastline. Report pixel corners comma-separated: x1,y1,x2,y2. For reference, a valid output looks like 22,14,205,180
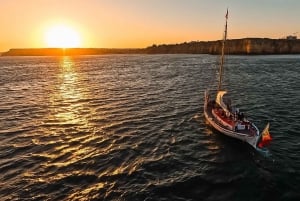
2,38,300,56
1,48,144,56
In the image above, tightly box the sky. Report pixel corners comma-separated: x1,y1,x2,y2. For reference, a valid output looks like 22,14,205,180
0,0,299,51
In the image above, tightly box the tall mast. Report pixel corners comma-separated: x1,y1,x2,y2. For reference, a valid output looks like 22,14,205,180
218,9,228,91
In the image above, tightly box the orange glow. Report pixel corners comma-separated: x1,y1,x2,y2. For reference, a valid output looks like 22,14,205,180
44,24,82,48
0,1,299,52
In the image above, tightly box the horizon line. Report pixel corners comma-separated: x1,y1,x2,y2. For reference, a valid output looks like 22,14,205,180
2,37,299,52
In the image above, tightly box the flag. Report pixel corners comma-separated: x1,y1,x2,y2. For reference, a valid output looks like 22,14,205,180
225,9,228,19
258,123,272,148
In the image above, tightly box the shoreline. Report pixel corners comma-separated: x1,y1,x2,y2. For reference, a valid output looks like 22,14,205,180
2,38,300,56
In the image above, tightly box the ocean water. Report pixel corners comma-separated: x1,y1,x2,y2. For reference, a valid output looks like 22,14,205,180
0,54,299,201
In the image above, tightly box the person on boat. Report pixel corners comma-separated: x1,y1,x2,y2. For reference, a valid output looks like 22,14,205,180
241,112,245,121
234,110,238,121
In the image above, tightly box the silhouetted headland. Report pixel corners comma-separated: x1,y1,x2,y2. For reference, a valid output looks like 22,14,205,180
2,38,300,56
1,48,144,56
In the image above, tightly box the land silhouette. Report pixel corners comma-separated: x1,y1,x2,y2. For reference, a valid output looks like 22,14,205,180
2,38,300,56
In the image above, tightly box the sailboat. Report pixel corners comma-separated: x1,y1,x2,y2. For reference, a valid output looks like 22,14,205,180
204,9,272,152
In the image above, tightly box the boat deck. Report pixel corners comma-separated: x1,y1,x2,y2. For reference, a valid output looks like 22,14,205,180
205,100,257,136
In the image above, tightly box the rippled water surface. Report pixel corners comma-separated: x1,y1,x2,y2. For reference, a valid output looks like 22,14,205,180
0,54,299,200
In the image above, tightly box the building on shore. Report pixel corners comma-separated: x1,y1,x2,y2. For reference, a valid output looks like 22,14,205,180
286,35,297,40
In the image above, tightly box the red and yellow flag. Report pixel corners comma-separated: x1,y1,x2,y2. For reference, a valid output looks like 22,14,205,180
258,123,272,148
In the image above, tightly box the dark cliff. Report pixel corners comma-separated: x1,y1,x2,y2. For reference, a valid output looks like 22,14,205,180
145,38,300,54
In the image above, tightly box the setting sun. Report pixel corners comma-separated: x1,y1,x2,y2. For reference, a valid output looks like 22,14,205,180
44,25,81,48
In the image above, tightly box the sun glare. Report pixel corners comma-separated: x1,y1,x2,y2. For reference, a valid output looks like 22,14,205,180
45,25,81,48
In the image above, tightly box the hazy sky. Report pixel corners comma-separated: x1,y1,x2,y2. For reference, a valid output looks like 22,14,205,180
0,0,299,51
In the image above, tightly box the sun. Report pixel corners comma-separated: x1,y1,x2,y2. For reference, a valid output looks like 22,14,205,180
44,25,81,48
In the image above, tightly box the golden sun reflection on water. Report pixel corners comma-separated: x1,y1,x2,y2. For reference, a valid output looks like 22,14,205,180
58,57,81,100
48,56,89,126
32,56,146,198
44,56,96,165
